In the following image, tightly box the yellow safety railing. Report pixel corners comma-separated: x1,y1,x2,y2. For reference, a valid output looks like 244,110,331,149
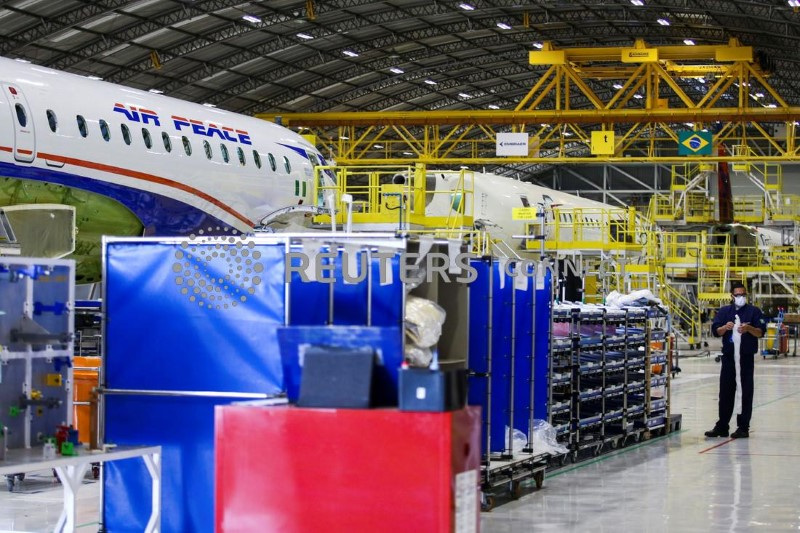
771,247,800,274
403,227,493,257
312,165,474,230
732,196,765,224
524,206,646,253
685,192,715,223
649,194,676,222
656,266,702,345
771,194,800,222
661,232,703,266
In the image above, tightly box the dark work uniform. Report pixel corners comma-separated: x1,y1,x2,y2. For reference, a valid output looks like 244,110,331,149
711,303,766,431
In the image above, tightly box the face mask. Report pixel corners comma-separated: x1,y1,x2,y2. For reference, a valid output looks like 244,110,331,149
734,295,746,308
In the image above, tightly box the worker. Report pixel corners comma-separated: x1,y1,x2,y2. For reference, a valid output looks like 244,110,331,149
705,281,765,439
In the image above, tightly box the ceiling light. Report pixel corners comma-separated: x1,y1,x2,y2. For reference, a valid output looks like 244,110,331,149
532,42,543,49
633,93,643,99
373,144,384,149
458,93,471,98
343,50,359,57
540,123,549,128
630,0,644,5
684,39,695,45
202,103,216,108
789,0,800,7
458,2,475,10
389,67,404,74
488,104,500,109
340,136,349,140
767,103,778,108
755,92,765,98
564,131,573,137
685,122,695,127
296,32,314,40
657,18,670,25
424,79,437,85
242,15,261,24
149,89,164,94
497,22,512,30
403,152,414,155
613,83,624,89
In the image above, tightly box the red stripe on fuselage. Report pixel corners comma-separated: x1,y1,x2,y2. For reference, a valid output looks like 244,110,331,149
16,149,33,155
0,145,254,228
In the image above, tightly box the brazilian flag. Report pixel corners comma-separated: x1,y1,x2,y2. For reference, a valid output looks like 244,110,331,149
678,131,713,155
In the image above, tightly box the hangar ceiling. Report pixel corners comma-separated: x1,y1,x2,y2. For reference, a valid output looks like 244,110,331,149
1,0,800,181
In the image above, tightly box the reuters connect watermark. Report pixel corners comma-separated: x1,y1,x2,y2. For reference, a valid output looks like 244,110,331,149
286,251,541,284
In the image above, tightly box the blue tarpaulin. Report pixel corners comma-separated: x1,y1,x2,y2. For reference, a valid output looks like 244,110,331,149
103,238,403,532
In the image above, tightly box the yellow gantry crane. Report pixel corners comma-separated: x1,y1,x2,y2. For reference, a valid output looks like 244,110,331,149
258,38,800,165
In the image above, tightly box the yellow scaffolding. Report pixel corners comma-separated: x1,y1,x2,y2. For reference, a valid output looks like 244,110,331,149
312,165,474,231
258,39,800,165
524,206,645,254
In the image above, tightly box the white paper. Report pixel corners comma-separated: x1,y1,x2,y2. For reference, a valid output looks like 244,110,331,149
732,314,743,415
535,261,545,290
301,241,323,282
417,237,434,266
448,239,462,274
514,265,528,291
454,469,478,533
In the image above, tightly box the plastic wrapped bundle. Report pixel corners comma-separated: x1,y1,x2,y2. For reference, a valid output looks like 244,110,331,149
404,343,433,368
531,419,570,456
405,295,446,348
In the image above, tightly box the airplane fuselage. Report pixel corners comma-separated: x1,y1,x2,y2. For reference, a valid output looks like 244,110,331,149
0,56,322,237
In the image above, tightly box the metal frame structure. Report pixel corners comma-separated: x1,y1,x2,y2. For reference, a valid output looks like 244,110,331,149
3,2,800,177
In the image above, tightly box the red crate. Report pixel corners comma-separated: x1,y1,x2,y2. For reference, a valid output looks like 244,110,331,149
215,405,481,533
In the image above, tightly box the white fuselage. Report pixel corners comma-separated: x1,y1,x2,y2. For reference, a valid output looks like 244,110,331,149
0,56,324,235
426,170,615,249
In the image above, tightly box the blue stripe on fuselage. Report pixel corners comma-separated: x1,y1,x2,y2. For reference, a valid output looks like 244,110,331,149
0,162,231,236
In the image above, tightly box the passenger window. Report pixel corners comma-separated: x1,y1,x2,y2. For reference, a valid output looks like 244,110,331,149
46,109,57,132
182,136,192,156
121,124,132,145
237,147,245,166
162,132,172,153
99,120,110,141
268,153,276,172
220,144,230,163
142,127,152,149
14,104,27,128
77,115,88,138
283,155,291,174
203,140,213,159
252,150,262,169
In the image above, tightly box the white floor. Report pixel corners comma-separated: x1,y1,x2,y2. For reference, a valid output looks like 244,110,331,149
1,353,799,532
483,353,800,532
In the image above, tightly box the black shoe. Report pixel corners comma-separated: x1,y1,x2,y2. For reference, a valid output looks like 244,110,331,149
730,428,749,439
704,427,729,438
